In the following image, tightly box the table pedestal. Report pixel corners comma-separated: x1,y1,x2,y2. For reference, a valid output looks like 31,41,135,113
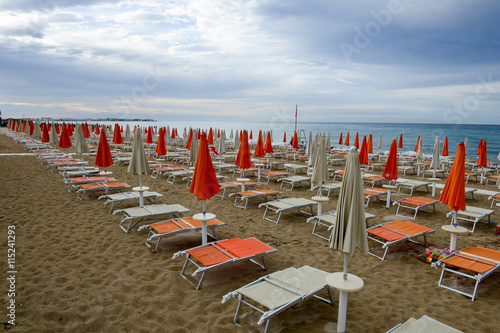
311,195,328,215
428,178,440,197
132,186,150,206
326,272,364,333
193,212,216,245
382,185,397,208
441,224,468,251
236,178,250,192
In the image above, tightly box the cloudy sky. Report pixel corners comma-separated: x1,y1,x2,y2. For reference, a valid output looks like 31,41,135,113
1,0,499,124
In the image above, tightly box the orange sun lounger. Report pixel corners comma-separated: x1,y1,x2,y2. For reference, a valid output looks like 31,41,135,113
215,181,258,199
65,176,117,192
173,237,277,289
434,246,500,301
394,196,440,219
367,221,435,260
141,217,226,252
364,188,388,207
76,182,131,199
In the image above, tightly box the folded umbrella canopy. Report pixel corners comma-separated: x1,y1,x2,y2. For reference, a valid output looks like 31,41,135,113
95,130,113,170
254,130,265,157
382,140,398,183
414,136,421,153
189,130,199,164
74,123,89,159
264,131,274,154
367,133,373,154
416,137,423,160
377,133,383,149
112,123,123,144
128,129,149,206
353,132,359,149
311,135,329,194
236,130,252,174
430,135,440,177
58,123,72,150
477,140,487,167
339,132,343,145
358,136,368,166
441,136,449,156
398,134,403,149
292,131,299,150
155,127,167,157
344,132,350,146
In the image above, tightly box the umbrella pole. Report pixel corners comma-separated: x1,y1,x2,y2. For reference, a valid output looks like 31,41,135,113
202,200,208,245
139,174,144,206
335,254,349,333
343,254,348,280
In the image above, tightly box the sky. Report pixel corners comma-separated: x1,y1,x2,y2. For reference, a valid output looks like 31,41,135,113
1,0,500,124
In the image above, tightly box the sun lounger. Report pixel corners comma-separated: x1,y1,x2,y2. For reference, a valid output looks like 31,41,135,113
172,237,277,289
488,192,500,208
166,169,193,184
363,175,386,188
60,167,100,178
230,190,283,210
365,163,385,171
140,217,226,252
364,188,388,207
151,166,186,179
277,175,311,191
394,196,440,219
114,203,190,233
464,172,479,183
332,170,344,181
422,168,446,178
396,180,431,195
485,174,499,186
259,198,318,224
450,206,495,232
221,265,334,333
284,163,308,174
213,163,238,174
306,210,376,241
64,176,117,192
76,182,131,200
98,191,165,213
215,181,259,199
387,315,463,333
366,221,435,260
434,246,500,301
313,182,342,198
258,171,290,184
397,165,418,175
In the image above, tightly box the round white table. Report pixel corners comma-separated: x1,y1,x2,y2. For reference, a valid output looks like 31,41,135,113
255,163,264,181
132,186,150,206
193,212,216,245
236,178,250,192
311,195,329,215
326,272,364,333
382,184,397,208
441,224,468,252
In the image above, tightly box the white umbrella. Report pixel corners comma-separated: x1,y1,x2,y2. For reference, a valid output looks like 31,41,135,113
306,131,313,156
377,133,383,149
49,123,58,146
229,129,233,139
326,132,331,151
311,135,329,200
234,130,240,150
32,122,42,139
125,124,131,141
430,135,440,177
308,133,319,167
464,137,468,156
127,129,149,206
74,123,89,159
416,137,423,160
24,121,29,135
330,146,368,333
217,130,226,155
189,130,199,164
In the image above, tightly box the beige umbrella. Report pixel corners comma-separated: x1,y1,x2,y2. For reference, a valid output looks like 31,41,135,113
125,124,131,141
74,123,89,159
330,146,368,333
234,130,240,150
217,130,226,155
32,122,42,139
49,123,58,146
377,133,383,149
308,133,319,167
311,135,329,204
430,135,440,177
464,137,468,156
189,130,199,164
416,136,423,160
127,128,149,206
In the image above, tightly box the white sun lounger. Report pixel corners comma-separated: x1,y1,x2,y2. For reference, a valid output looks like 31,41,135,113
433,246,500,301
221,265,334,333
166,169,193,184
172,237,277,289
313,182,342,198
306,211,376,242
98,191,165,213
397,165,418,175
449,206,495,232
139,216,226,252
386,315,463,333
259,198,318,224
230,190,283,210
277,176,311,191
396,180,431,195
284,163,308,174
114,204,190,233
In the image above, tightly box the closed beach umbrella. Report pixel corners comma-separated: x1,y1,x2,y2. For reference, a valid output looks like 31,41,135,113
155,128,167,157
49,123,58,145
189,133,221,244
477,141,487,167
33,122,42,139
367,133,373,154
125,124,131,141
430,135,440,176
353,132,359,149
339,132,343,145
95,130,113,170
264,131,274,154
41,123,50,143
189,130,199,164
307,131,313,156
416,137,423,160
128,128,149,188
358,136,368,165
112,123,123,144
344,132,350,146
207,128,214,144
282,132,287,143
254,130,265,157
477,138,483,155
311,135,329,193
292,131,299,149
234,130,240,150
326,132,331,151
217,130,227,155
74,124,89,159
377,133,383,149
464,137,468,156
383,140,398,183
145,127,153,144
308,133,319,167
235,130,252,174
330,146,368,332
398,134,403,149
58,123,72,149
442,136,449,156
186,128,193,150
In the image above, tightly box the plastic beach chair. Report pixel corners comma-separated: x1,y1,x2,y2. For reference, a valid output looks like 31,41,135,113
221,265,334,333
172,237,277,289
433,246,500,301
394,196,440,219
140,217,226,252
367,221,435,260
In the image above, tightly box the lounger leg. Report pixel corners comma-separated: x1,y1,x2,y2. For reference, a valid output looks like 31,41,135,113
233,296,244,325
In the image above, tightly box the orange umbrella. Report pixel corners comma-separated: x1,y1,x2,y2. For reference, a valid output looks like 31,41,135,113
353,132,359,149
414,136,420,152
235,130,252,171
58,123,72,149
344,132,350,146
156,127,167,156
249,130,253,140
254,130,265,157
264,131,274,154
189,132,220,244
440,142,466,228
339,132,343,145
171,128,176,139
207,128,214,144
383,140,398,182
398,134,403,149
359,136,368,165
292,131,299,149
477,138,483,154
367,133,373,154
477,140,487,167
283,132,287,143
95,130,113,169
145,127,153,144
41,123,50,143
441,136,449,156
112,123,123,144
186,128,194,150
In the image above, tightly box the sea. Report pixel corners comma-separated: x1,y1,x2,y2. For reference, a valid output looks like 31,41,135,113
96,120,500,160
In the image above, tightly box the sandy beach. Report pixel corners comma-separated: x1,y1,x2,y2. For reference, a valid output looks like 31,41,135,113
1,128,499,333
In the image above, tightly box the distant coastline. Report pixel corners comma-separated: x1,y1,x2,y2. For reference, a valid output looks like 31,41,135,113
5,117,157,122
